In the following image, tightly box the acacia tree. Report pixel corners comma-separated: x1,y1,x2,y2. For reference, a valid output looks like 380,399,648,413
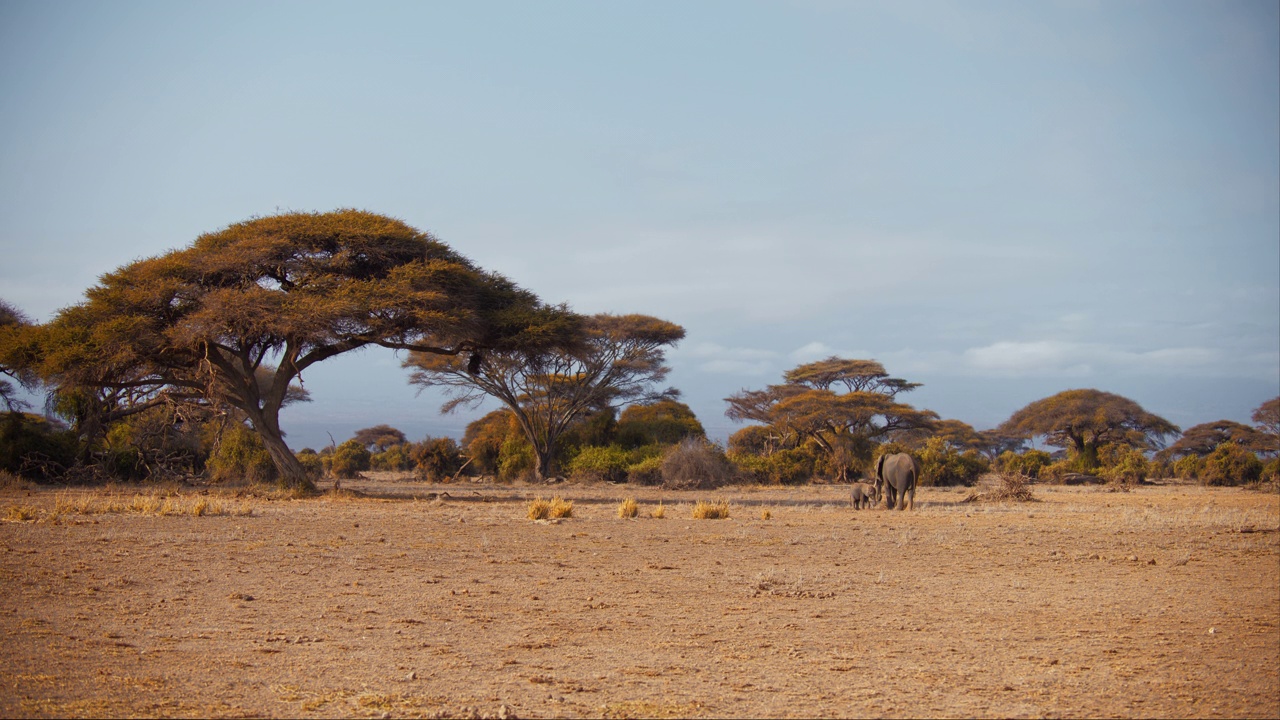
352,425,408,452
0,300,38,412
29,210,559,490
1253,397,1280,456
725,357,938,481
998,389,1178,469
405,313,685,481
1159,420,1270,459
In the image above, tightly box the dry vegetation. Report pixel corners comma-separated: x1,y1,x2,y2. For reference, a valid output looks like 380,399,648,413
1,477,1277,719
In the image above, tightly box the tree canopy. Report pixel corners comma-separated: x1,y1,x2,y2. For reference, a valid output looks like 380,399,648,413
1159,420,1271,459
26,210,558,489
999,389,1178,468
0,300,37,412
406,313,685,481
352,425,408,452
725,357,937,481
1253,397,1280,456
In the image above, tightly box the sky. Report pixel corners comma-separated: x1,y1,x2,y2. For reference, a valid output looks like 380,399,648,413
2,0,1277,450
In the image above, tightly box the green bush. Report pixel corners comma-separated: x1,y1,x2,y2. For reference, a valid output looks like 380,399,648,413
411,437,464,481
1261,458,1280,484
206,423,276,484
371,443,414,471
496,434,534,482
626,454,664,485
295,448,324,479
0,412,78,479
326,439,371,479
1099,445,1150,486
567,444,630,483
918,437,987,487
1200,442,1263,486
728,446,816,485
1172,454,1205,480
996,449,1052,478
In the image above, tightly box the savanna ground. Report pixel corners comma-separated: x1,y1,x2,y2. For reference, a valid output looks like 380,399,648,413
2,475,1277,719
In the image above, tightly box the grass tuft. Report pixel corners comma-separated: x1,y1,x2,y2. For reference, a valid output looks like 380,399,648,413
527,497,551,520
4,504,38,522
617,497,639,519
692,500,730,520
549,496,573,518
651,502,665,519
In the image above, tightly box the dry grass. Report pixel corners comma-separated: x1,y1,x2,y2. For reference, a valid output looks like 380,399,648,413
692,500,730,520
549,496,573,518
527,496,573,520
617,497,639,519
964,473,1036,503
52,491,253,517
527,497,551,520
651,502,665,519
3,504,38,522
760,508,772,520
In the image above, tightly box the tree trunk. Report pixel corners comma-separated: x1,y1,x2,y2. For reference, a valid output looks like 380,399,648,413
241,403,315,492
533,444,556,483
257,427,315,492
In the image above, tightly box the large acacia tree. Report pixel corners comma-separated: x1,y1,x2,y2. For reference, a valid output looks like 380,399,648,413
725,357,938,481
29,210,559,490
999,389,1178,469
0,300,38,412
406,313,684,481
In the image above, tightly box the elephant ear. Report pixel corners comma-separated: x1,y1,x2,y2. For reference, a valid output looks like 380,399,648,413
875,454,886,480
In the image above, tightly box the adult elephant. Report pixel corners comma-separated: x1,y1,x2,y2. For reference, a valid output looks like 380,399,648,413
875,452,920,511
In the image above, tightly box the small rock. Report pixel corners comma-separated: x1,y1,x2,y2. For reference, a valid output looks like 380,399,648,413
407,670,417,680
1128,555,1138,562
1209,627,1217,635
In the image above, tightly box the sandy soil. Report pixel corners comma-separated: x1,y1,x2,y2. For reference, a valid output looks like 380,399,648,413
1,478,1277,719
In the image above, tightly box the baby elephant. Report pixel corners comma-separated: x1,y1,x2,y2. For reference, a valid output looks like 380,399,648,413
849,482,878,509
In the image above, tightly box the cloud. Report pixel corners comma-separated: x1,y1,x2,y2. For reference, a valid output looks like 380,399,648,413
673,342,778,376
959,340,1228,378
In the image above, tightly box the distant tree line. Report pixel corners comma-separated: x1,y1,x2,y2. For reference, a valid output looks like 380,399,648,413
2,210,1276,490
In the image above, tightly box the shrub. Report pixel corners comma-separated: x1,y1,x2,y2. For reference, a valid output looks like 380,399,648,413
568,445,631,483
327,439,371,479
206,423,276,484
549,496,573,518
918,437,988,487
371,443,414,472
497,434,534,482
626,455,664,485
728,447,816,485
0,412,78,480
1099,445,1150,486
692,500,730,519
661,439,737,490
1200,442,1263,486
463,410,517,476
295,449,324,480
411,437,464,481
996,449,1052,479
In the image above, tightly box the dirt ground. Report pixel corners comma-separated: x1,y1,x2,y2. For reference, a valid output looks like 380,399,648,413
1,477,1277,719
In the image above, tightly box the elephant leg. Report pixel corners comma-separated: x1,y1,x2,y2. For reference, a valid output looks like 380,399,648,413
907,484,916,511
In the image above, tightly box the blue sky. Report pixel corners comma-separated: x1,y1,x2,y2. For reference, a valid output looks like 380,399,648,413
2,1,1277,449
